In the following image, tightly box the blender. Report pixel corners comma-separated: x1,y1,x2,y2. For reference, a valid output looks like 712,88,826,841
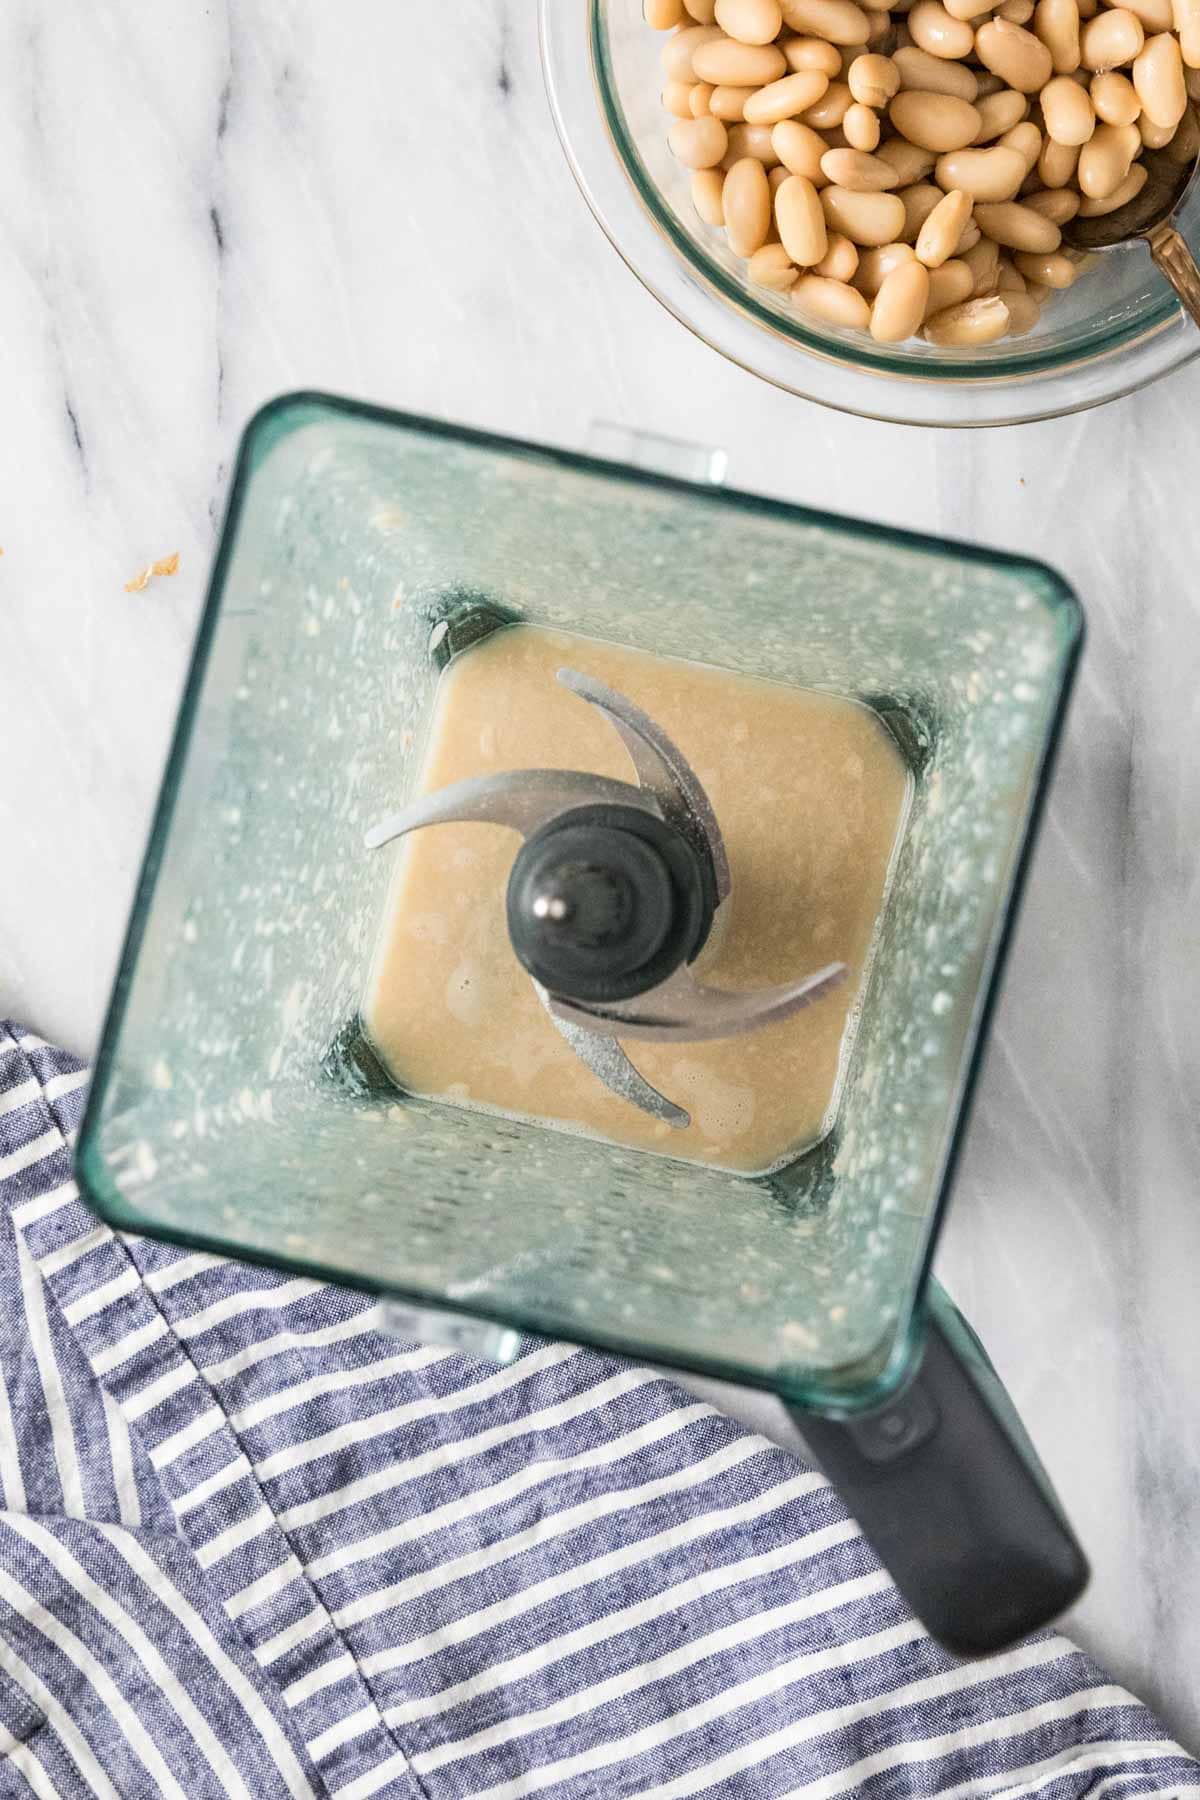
77,393,1087,1655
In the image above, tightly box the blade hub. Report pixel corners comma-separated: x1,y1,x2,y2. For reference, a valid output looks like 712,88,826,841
506,804,711,1005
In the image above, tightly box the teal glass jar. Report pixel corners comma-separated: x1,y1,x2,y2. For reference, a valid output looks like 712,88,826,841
77,395,1086,1650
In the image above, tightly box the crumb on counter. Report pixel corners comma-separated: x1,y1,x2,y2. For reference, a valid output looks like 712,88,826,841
125,551,180,593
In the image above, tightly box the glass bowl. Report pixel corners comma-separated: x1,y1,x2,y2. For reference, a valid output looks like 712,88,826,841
539,0,1200,425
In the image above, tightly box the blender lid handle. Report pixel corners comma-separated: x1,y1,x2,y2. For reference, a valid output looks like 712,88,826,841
786,1280,1088,1659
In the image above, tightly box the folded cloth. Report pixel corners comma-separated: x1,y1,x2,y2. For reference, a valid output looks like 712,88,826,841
0,1021,1195,1800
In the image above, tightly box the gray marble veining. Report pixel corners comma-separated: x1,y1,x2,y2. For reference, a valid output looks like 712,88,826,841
1,0,1198,1751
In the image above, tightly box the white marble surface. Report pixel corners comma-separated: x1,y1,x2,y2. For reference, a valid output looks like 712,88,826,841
1,0,1198,1752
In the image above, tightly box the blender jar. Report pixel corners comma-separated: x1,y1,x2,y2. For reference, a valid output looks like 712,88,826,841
78,394,1086,1652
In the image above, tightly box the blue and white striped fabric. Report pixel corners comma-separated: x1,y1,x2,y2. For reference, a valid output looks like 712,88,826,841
0,1020,1196,1799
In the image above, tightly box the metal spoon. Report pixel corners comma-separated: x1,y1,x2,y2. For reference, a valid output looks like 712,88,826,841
1064,147,1200,330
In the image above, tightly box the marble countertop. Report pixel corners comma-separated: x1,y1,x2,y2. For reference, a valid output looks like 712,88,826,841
2,1,1198,1752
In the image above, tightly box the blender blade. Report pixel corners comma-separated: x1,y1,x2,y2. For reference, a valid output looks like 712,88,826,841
556,669,731,908
364,766,659,851
546,958,847,1043
536,997,690,1129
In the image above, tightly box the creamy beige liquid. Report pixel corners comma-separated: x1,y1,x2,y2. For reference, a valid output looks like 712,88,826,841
363,625,909,1173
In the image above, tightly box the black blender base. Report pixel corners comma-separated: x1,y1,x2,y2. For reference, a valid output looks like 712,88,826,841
788,1283,1089,1658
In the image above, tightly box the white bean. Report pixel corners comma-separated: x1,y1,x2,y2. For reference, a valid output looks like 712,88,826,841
1176,0,1200,66
793,272,874,322
916,186,975,261
692,36,790,82
1121,0,1173,23
748,240,802,284
973,88,1030,138
924,257,976,309
710,83,757,116
924,294,1012,339
973,198,1063,247
854,239,918,292
871,257,932,334
782,34,846,69
895,44,981,95
1076,158,1150,208
998,119,1045,169
844,100,883,145
803,79,854,123
773,117,833,175
724,156,774,251
1013,247,1079,282
776,171,831,259
663,23,725,79
899,179,947,236
691,167,727,222
782,0,874,40
935,143,1029,195
962,233,1002,288
976,17,1055,89
1089,70,1142,122
1076,118,1140,193
1022,184,1082,219
848,51,903,102
1040,74,1097,141
890,89,984,148
716,0,785,42
669,115,731,165
1003,290,1043,330
909,0,978,55
820,145,903,183
745,70,833,121
725,121,782,160
1034,0,1082,71
815,230,863,274
1133,30,1189,123
821,182,909,238
877,135,940,180
1139,109,1178,141
1080,8,1146,67
1038,133,1080,182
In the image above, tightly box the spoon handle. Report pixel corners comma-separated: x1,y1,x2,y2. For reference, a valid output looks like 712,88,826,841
1148,220,1200,330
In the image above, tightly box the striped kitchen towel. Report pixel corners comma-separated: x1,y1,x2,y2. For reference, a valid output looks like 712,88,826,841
0,1019,1196,1799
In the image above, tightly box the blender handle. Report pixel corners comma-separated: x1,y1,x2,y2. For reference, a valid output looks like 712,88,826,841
787,1280,1088,1658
